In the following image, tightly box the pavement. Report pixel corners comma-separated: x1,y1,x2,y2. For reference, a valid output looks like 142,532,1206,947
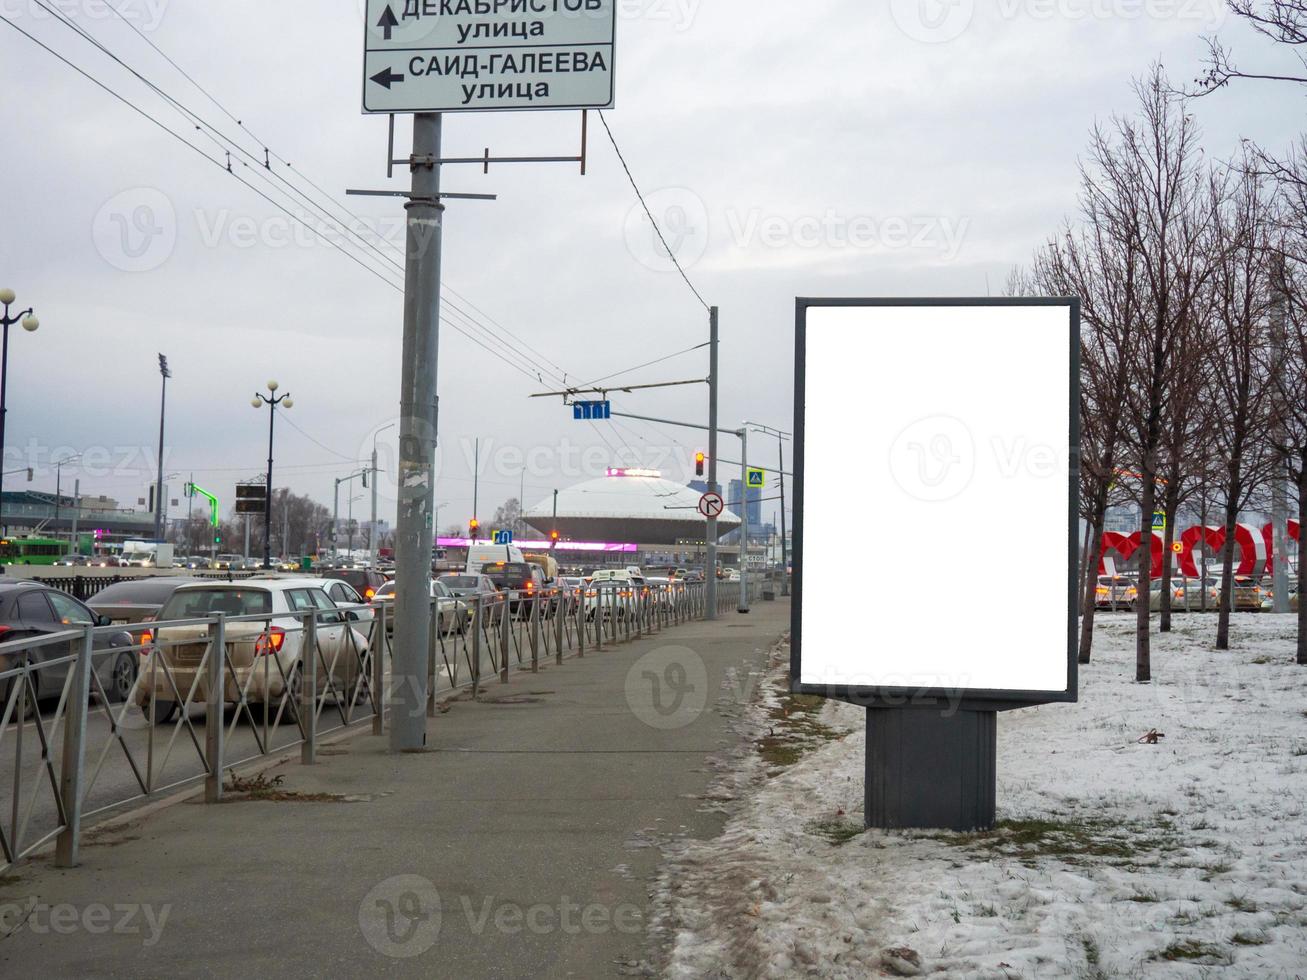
0,597,791,979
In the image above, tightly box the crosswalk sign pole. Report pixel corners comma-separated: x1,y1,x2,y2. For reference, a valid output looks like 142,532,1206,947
738,426,749,613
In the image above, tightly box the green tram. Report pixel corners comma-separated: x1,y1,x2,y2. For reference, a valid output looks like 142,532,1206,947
0,537,70,565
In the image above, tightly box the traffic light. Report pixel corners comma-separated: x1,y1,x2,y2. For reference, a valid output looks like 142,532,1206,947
550,530,560,544
469,518,480,538
214,534,222,545
695,452,705,477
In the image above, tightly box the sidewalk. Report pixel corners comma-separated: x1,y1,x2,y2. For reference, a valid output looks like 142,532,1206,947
0,599,791,979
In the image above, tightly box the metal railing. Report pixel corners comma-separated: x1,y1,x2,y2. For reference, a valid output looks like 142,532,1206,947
0,577,758,873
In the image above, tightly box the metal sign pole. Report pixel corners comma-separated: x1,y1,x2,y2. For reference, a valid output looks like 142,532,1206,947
738,427,749,613
391,111,443,753
865,707,997,831
705,306,719,619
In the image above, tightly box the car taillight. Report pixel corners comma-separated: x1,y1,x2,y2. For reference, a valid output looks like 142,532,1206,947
1174,589,1184,599
0,625,11,639
365,588,376,599
255,627,286,656
139,629,153,646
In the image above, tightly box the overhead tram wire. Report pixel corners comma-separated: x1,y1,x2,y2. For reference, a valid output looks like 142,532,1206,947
27,1,576,389
20,7,705,463
97,0,577,386
66,3,699,420
596,111,710,313
3,16,574,389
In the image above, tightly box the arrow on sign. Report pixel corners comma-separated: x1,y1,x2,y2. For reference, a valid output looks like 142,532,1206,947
370,67,405,89
376,4,399,40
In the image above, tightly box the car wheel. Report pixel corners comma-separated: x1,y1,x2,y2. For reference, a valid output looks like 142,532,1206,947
1,663,38,722
280,663,304,720
110,652,137,703
145,697,179,725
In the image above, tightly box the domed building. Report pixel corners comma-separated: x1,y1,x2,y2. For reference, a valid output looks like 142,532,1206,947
522,469,740,547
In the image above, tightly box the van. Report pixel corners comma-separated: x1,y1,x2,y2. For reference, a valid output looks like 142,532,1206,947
523,552,559,584
466,543,524,574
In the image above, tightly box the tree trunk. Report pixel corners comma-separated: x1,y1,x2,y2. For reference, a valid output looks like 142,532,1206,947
1079,517,1105,665
1136,479,1155,682
1216,481,1240,651
1159,483,1180,632
1298,454,1306,666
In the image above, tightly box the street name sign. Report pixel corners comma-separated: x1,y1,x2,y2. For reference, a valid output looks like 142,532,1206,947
363,0,617,114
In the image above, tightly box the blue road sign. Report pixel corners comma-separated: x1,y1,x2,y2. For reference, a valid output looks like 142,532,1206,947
493,530,514,545
572,401,612,420
746,468,766,489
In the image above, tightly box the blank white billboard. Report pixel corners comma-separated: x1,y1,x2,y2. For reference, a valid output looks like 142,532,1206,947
794,299,1077,703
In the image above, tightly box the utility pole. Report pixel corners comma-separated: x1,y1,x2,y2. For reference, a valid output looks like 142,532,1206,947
391,112,443,753
333,478,342,558
778,438,789,596
738,426,750,613
370,446,380,568
154,354,170,543
70,479,80,551
473,437,480,528
705,306,719,619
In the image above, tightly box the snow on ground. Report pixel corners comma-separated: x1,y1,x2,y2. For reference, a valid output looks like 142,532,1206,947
653,614,1307,978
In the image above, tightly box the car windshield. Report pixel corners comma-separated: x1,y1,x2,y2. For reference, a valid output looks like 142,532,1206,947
442,576,479,589
159,588,273,619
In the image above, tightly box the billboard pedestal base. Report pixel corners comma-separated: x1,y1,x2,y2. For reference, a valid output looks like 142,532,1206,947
864,706,996,832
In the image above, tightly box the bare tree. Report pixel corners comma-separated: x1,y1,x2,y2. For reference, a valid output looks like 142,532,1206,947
1197,2,1307,93
1209,163,1280,649
1108,66,1216,681
1031,209,1141,663
1272,156,1307,663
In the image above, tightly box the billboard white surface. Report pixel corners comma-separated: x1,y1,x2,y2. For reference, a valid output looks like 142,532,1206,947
792,299,1078,705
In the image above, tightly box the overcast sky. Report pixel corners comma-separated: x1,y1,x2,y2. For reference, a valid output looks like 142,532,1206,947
0,0,1300,537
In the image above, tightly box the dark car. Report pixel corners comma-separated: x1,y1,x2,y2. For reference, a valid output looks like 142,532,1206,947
322,568,388,601
481,562,549,618
87,577,205,625
0,582,137,712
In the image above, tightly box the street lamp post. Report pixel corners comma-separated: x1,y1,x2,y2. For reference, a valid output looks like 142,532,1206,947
252,381,292,570
744,421,792,596
0,288,39,535
154,354,171,543
53,453,82,541
371,422,396,569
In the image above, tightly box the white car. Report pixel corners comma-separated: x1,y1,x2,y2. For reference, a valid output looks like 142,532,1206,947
136,579,371,722
374,580,472,635
585,569,645,620
296,577,377,630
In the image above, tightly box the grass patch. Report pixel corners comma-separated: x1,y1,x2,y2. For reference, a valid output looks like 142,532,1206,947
1231,930,1270,947
224,771,348,803
1126,890,1161,903
1150,939,1232,964
945,816,1183,867
756,682,840,770
808,816,864,846
1251,656,1273,665
1226,895,1258,913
